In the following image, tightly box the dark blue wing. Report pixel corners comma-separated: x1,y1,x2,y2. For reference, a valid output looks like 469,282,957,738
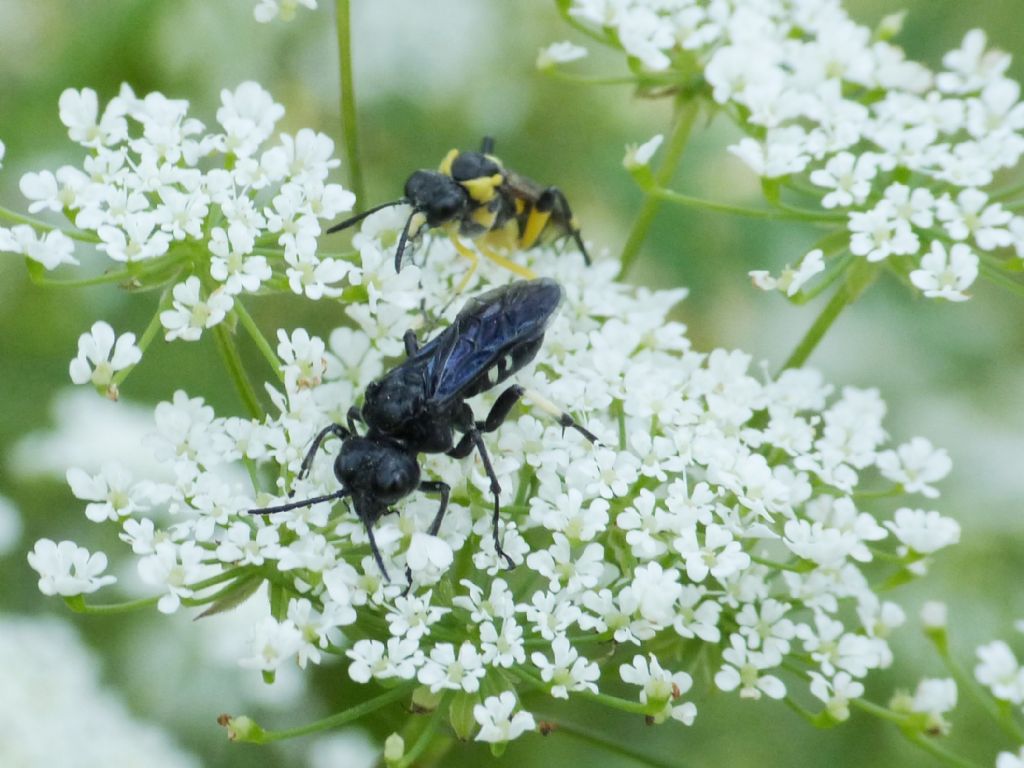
420,279,563,405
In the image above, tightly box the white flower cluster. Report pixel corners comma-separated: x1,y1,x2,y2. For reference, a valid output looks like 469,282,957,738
975,623,1024,713
0,615,198,767
560,0,1024,301
1,82,354,346
32,224,960,744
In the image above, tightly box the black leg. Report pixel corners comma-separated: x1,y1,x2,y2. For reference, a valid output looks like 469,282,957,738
403,329,419,357
364,520,391,582
481,136,495,154
419,480,452,536
346,406,364,434
481,385,526,432
249,488,349,515
296,424,350,485
467,431,514,570
522,387,599,443
549,186,590,265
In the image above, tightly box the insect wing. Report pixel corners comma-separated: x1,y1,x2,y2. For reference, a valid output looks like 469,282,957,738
426,279,563,403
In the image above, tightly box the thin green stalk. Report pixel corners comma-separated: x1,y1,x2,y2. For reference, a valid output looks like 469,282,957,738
110,289,174,391
618,97,702,279
536,716,690,768
233,300,284,382
903,732,985,768
511,667,650,715
851,697,909,725
65,594,161,615
233,684,413,743
929,628,1024,743
395,704,447,768
28,267,136,288
779,260,880,372
335,0,365,210
212,322,264,420
855,697,984,767
651,187,843,223
0,205,100,243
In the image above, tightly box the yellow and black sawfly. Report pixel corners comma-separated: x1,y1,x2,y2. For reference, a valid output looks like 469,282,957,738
327,137,590,290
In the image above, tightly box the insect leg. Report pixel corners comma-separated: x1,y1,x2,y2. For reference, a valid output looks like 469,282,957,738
548,187,591,265
449,233,480,293
470,430,514,570
248,487,349,515
477,243,538,280
363,518,391,582
523,387,599,443
296,424,350,485
403,329,420,357
519,192,555,250
480,136,495,154
418,480,452,536
472,384,598,444
346,406,364,434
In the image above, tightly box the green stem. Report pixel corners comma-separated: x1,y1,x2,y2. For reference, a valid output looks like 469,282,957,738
0,205,100,243
851,697,909,725
652,187,844,223
236,684,413,744
852,700,982,768
233,300,284,383
64,594,161,615
779,259,880,372
536,716,690,768
618,97,702,279
903,732,985,768
395,704,447,768
109,289,173,391
335,0,365,210
929,628,1024,743
511,667,650,715
212,322,264,420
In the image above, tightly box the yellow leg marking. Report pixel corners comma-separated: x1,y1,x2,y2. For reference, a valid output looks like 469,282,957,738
449,234,480,293
439,149,459,176
479,243,537,280
520,206,552,249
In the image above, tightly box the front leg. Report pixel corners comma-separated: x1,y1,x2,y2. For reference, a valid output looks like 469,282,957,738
346,406,364,434
296,423,350,486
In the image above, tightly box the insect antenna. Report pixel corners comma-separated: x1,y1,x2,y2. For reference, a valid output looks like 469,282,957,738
326,199,408,234
393,206,422,272
248,488,350,516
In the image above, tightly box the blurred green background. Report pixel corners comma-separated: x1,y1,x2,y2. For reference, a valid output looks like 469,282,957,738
1,1,1023,765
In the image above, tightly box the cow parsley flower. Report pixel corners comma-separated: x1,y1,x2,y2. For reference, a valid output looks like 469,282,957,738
36,219,955,745
554,3,1024,303
473,692,536,744
27,539,116,597
68,321,142,397
3,82,354,375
